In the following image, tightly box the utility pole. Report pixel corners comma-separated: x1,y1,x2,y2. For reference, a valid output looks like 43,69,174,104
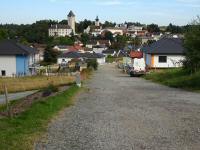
3,84,12,118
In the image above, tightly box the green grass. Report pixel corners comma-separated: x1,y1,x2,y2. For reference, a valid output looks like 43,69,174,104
0,85,80,150
144,68,200,91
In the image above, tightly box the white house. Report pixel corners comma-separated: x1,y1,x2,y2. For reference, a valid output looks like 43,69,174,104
143,38,185,68
48,10,75,37
102,27,124,36
58,51,106,65
0,40,38,77
127,25,143,32
48,24,73,37
84,16,102,37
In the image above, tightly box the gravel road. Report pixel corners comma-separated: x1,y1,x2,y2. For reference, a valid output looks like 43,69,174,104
35,64,200,150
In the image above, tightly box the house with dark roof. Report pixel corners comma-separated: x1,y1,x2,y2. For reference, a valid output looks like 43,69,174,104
0,40,38,77
57,51,105,65
142,38,185,68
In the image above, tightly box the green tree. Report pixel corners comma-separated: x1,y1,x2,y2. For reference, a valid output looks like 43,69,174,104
0,29,8,41
183,17,200,73
81,33,89,45
76,19,93,33
43,45,60,65
131,37,142,47
104,31,114,42
111,35,128,49
102,21,116,28
52,37,74,45
147,24,160,33
166,23,183,34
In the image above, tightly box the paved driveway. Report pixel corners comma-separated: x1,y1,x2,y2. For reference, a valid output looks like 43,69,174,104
36,64,200,150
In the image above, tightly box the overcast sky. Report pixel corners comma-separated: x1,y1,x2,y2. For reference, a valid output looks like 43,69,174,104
0,0,200,25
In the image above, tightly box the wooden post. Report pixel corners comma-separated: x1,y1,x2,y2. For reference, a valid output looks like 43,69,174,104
4,84,12,118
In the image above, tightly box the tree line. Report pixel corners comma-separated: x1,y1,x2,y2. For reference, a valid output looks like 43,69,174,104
0,19,190,44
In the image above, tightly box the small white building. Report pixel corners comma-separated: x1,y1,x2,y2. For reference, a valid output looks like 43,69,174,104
143,38,185,68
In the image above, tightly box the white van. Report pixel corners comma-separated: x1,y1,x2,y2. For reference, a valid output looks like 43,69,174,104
129,58,146,77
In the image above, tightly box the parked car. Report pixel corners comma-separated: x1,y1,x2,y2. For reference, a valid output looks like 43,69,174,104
129,58,146,77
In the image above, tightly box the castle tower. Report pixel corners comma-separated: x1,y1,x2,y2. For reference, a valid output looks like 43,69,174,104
95,16,100,27
68,10,76,33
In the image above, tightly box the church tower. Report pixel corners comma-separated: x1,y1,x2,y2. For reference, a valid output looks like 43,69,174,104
68,10,76,33
95,16,100,27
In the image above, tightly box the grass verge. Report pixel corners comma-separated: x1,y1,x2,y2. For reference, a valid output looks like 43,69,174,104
0,85,80,150
0,75,75,94
144,68,200,91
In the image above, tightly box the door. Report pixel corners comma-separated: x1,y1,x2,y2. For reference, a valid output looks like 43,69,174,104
1,70,6,76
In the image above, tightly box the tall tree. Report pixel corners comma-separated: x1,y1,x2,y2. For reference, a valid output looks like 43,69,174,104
183,17,200,73
0,29,8,41
147,24,160,33
81,33,89,45
166,23,183,33
43,45,60,65
102,21,116,28
104,31,114,42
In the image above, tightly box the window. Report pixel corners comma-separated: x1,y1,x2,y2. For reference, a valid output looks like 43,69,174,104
159,56,167,63
1,70,6,76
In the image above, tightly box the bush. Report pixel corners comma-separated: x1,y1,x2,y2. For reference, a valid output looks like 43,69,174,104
87,59,98,70
42,83,58,97
106,55,116,63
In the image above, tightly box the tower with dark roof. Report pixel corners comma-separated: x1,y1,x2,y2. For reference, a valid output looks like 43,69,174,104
68,10,76,33
95,16,100,27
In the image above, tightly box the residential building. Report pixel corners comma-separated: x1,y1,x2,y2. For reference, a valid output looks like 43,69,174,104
53,45,83,52
58,51,106,65
93,45,107,54
102,27,124,36
102,49,116,56
127,25,143,32
48,24,72,37
48,10,75,37
0,40,38,77
84,16,102,37
142,38,185,68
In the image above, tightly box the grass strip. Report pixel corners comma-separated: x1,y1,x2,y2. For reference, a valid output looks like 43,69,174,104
0,85,79,150
144,69,200,91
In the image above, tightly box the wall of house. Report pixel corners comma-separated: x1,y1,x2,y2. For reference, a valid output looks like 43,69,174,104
16,55,29,75
145,54,152,67
93,48,106,54
49,28,72,37
152,55,185,68
97,57,106,65
57,58,72,64
0,55,16,77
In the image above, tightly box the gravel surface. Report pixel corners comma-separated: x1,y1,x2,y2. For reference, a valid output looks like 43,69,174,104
35,64,200,150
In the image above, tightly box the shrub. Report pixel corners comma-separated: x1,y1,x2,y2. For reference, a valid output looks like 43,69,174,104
87,59,98,70
42,83,58,97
